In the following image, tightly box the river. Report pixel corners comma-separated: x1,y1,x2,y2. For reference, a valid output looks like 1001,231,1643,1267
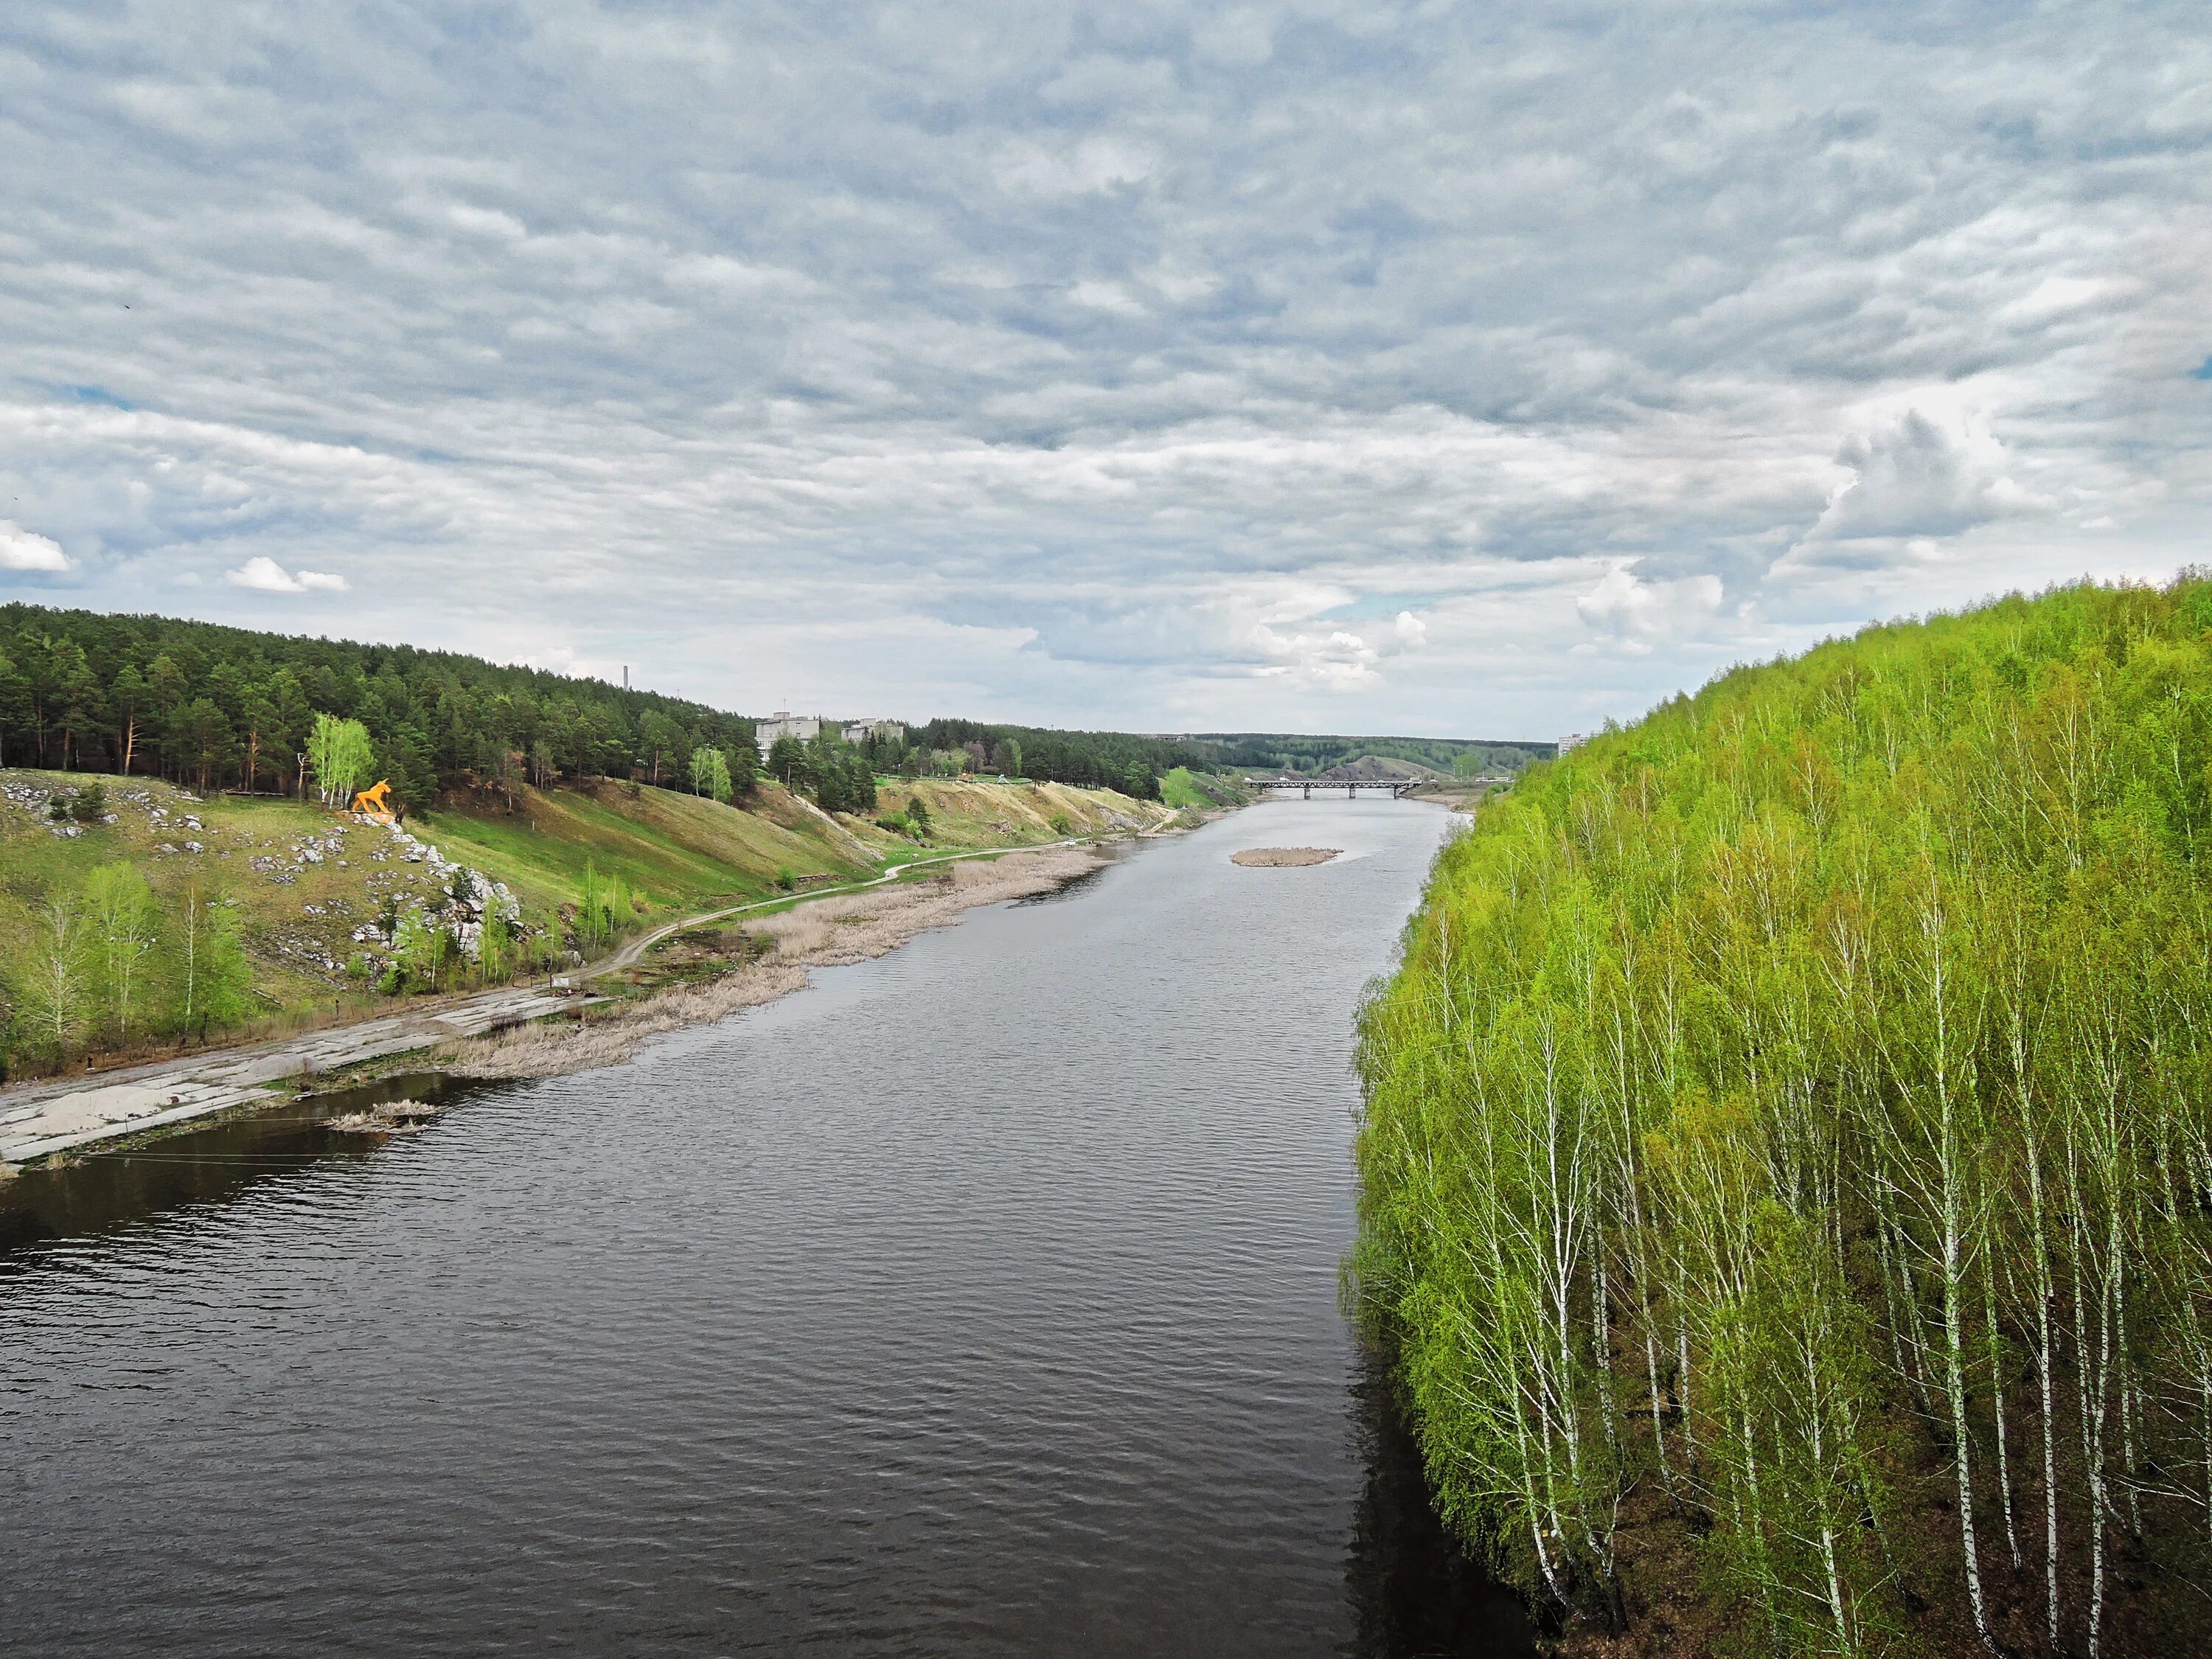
0,800,1534,1657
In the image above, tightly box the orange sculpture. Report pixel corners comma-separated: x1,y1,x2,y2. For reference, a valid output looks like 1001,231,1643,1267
351,779,396,823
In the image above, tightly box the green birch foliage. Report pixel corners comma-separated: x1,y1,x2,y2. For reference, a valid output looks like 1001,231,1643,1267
169,884,251,1034
1354,577,2212,1654
689,744,733,803
386,910,451,992
15,898,88,1058
193,897,254,1029
305,712,376,807
572,861,631,950
82,860,158,1044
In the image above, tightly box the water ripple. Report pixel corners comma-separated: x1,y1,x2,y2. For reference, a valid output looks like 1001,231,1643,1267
0,804,1533,1658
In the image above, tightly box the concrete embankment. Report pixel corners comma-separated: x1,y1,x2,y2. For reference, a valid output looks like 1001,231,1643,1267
0,987,583,1166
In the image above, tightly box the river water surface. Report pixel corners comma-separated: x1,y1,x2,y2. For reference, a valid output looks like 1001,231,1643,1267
1,801,1533,1657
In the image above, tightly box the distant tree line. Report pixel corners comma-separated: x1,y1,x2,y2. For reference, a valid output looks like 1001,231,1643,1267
899,719,1219,799
0,605,757,810
0,604,1253,820
1196,731,1553,775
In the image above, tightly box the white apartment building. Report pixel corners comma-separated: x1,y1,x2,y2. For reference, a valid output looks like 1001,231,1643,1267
755,711,822,757
757,713,907,757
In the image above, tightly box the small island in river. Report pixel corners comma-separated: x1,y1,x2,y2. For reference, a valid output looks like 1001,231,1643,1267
1231,846,1342,868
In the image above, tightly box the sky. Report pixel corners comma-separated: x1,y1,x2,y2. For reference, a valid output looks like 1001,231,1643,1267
1,2,2207,740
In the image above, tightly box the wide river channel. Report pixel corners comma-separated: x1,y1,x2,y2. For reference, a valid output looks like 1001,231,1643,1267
1,799,1534,1656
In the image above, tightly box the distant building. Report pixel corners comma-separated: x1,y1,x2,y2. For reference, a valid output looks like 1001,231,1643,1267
1558,732,1590,754
756,711,823,758
842,718,905,746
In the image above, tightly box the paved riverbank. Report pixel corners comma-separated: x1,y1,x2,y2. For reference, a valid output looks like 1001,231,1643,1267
0,987,585,1166
0,839,1110,1166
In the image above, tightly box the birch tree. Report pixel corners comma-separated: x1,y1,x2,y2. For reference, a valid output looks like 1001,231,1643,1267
1354,577,2212,1653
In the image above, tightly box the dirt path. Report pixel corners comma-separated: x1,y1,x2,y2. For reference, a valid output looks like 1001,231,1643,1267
586,838,1085,977
442,845,1104,1082
0,839,1093,1166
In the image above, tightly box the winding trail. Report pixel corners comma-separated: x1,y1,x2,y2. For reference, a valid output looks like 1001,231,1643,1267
0,838,1096,1166
588,839,1082,978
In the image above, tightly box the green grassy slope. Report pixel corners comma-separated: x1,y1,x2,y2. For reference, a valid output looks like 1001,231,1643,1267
1,765,1172,1079
420,779,862,912
857,775,1170,852
0,774,366,1017
1158,765,1248,809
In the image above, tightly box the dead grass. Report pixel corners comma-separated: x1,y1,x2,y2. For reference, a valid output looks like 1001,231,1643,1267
441,847,1101,1079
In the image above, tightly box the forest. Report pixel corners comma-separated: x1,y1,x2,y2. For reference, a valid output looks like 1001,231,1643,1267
903,717,1214,799
0,602,759,809
0,605,1230,810
1197,731,1554,775
1352,577,2212,1657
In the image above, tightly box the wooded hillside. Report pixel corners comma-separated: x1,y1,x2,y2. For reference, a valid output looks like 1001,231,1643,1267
1353,577,2212,1656
903,717,1214,798
0,604,1239,809
0,603,1197,1085
1199,731,1552,775
0,602,756,807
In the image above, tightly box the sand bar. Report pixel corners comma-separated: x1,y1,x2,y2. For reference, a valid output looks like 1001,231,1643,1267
1231,846,1340,868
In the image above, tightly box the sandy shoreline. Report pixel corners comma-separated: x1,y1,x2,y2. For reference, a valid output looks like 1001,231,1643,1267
437,845,1105,1081
0,838,1149,1165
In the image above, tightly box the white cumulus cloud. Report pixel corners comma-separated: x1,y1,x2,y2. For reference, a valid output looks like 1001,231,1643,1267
1577,566,1725,651
224,556,348,594
1246,620,1383,690
1809,411,2028,543
0,3,2203,733
0,521,73,571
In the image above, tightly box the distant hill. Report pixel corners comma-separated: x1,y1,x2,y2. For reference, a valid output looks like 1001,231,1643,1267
0,604,1239,805
1191,732,1552,776
1304,754,1446,783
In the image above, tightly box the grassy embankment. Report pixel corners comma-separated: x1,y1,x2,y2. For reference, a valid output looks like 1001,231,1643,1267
1353,578,2212,1658
0,768,1164,1081
1158,765,1248,812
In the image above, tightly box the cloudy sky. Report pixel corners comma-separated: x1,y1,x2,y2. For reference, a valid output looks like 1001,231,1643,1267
1,2,2206,737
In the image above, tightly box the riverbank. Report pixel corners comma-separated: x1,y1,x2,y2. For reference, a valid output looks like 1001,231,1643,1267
0,763,1175,1093
440,845,1103,1080
0,838,1124,1168
0,797,1503,1658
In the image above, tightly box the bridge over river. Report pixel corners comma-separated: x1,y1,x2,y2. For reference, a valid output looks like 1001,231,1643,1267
1253,776,1419,799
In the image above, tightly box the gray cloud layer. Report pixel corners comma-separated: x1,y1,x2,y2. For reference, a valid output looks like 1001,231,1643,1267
2,1,2207,733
